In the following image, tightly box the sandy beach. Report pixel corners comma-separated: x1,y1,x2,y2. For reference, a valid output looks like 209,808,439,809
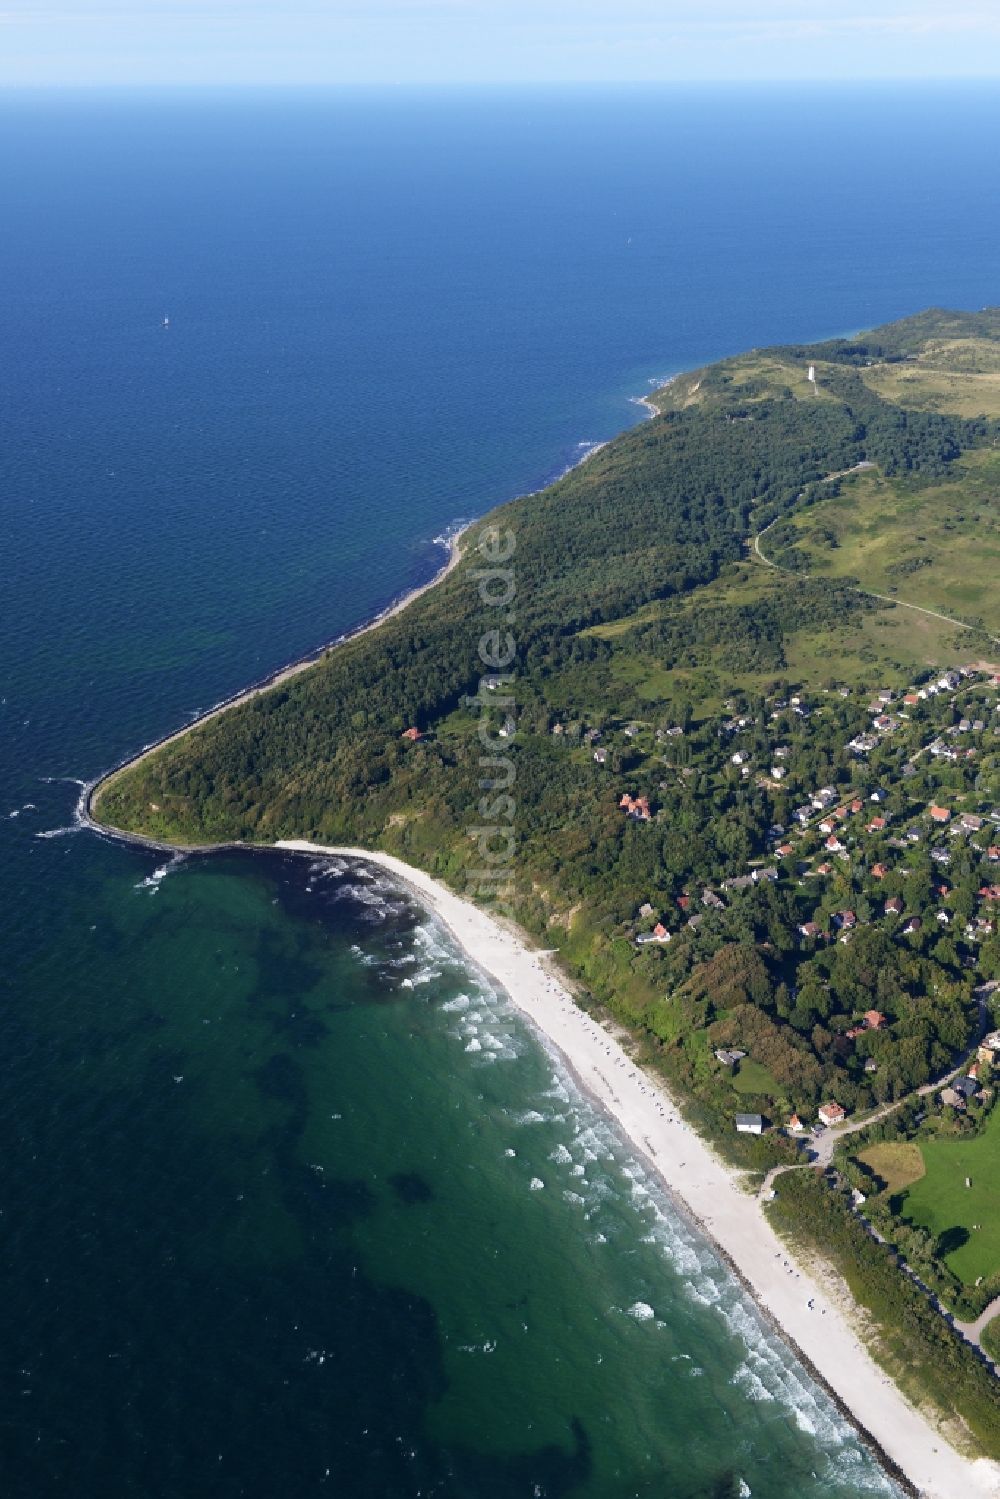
279,839,1000,1499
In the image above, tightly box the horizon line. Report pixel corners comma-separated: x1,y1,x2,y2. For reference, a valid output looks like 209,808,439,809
2,74,1000,94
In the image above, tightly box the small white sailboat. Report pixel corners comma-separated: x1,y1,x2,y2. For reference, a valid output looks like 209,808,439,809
162,314,170,328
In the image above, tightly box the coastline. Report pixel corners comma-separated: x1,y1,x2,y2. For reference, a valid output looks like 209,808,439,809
77,364,1000,1496
272,840,997,1499
83,384,655,828
85,522,470,821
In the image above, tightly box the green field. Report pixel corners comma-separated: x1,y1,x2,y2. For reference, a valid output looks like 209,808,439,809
901,1110,1000,1285
860,337,1000,418
731,1058,780,1098
764,448,1000,638
594,562,971,708
857,1141,926,1197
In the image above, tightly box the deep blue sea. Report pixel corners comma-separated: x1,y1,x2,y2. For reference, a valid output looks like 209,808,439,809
2,85,999,1497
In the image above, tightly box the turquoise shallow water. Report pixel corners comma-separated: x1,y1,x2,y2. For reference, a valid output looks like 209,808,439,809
1,841,899,1496
3,85,1000,1496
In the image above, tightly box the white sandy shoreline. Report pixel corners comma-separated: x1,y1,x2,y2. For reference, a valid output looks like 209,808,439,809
278,839,1000,1499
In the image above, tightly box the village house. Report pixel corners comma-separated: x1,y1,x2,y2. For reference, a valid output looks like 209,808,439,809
636,923,671,946
871,862,888,879
619,793,651,821
867,815,887,833
593,748,608,765
787,1114,806,1133
799,921,823,940
833,910,856,931
715,1048,746,1069
928,805,951,824
818,1102,847,1127
885,896,904,916
735,1114,764,1136
846,1011,883,1040
401,726,424,742
902,916,922,935
977,1031,1000,1065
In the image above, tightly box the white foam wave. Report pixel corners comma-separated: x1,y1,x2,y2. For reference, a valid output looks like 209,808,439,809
134,853,186,894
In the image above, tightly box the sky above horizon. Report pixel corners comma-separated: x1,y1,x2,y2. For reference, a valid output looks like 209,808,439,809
1,1,999,88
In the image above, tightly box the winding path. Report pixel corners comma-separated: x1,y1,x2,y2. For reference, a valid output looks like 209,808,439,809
750,469,1000,646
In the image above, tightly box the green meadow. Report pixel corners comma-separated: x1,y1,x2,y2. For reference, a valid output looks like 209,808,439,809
900,1111,1000,1285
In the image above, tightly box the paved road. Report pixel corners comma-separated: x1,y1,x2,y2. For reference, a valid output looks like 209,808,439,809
955,1295,1000,1357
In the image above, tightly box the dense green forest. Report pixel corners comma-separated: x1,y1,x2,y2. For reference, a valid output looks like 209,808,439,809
96,309,1000,1447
